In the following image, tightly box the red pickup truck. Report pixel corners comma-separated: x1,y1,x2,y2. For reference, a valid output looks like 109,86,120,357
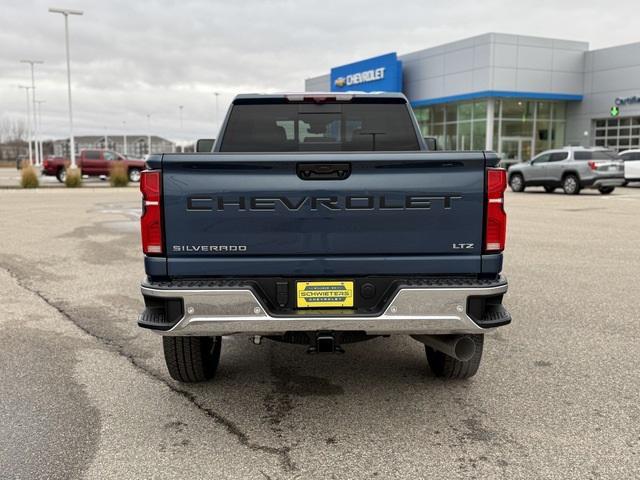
42,149,145,183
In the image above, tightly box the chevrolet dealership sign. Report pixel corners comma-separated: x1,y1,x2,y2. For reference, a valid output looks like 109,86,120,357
331,53,402,93
334,67,386,88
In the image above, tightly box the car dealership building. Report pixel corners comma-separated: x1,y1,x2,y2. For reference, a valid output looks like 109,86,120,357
305,33,640,161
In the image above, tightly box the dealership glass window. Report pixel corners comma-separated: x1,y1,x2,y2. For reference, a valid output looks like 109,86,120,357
472,121,486,150
502,120,534,138
458,103,473,122
445,123,457,150
536,102,552,120
473,101,486,119
414,99,489,151
445,104,458,123
501,100,535,120
413,98,565,158
458,122,471,150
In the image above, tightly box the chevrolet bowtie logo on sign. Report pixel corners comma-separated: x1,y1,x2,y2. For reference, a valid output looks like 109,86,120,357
334,77,346,87
296,281,354,308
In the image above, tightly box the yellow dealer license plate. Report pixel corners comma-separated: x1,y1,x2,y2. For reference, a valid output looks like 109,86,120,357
296,281,354,308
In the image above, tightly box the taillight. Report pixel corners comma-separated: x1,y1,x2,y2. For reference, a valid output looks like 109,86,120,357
588,160,597,171
140,170,163,255
484,168,507,253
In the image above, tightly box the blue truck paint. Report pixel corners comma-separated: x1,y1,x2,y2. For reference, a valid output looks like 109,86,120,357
165,255,486,277
161,153,486,274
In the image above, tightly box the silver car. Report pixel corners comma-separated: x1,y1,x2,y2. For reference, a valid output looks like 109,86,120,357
508,147,625,195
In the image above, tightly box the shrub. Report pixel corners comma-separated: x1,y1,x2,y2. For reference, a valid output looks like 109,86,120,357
65,167,82,188
109,161,129,187
20,161,39,188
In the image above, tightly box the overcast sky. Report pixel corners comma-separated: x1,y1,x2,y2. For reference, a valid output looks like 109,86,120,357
1,0,638,143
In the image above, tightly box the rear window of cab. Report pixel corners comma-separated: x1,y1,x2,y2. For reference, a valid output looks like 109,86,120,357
220,101,421,152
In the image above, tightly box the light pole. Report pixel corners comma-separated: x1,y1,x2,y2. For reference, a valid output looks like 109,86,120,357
214,92,220,132
146,114,151,155
122,120,127,155
104,127,108,150
36,100,46,161
49,7,83,167
178,105,183,153
18,85,32,164
20,60,44,165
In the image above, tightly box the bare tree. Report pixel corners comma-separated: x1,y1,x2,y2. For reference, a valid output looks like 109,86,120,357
0,117,27,143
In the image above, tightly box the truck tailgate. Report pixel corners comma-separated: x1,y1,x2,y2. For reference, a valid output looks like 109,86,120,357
161,152,488,276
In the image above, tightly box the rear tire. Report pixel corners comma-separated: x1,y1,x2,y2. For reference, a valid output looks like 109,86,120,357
544,186,555,193
425,335,484,379
56,168,66,183
163,336,222,382
509,174,525,192
598,186,615,194
562,174,581,195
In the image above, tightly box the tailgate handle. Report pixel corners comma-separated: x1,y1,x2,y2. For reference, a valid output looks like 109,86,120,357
297,163,351,180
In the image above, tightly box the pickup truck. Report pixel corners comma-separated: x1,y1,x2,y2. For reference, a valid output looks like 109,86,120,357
42,149,145,183
138,92,511,382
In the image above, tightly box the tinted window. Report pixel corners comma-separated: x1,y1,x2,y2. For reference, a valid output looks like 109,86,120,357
549,152,568,162
574,150,619,160
532,153,551,164
220,101,420,152
84,150,101,160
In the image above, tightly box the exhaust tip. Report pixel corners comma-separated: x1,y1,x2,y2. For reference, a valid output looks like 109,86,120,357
454,336,476,362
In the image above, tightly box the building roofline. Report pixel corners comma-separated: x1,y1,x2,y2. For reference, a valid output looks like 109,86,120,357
234,92,407,101
411,90,583,107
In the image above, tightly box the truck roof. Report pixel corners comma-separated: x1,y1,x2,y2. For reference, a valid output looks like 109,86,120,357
233,92,409,102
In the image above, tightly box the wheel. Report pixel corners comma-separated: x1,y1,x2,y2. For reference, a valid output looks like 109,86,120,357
562,174,581,194
162,336,222,382
509,173,525,192
128,168,141,183
598,186,615,194
425,335,484,379
56,168,66,183
544,186,555,193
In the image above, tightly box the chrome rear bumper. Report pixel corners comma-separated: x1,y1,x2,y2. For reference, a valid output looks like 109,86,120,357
140,279,509,336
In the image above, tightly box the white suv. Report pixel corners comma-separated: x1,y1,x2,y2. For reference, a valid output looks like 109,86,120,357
619,149,640,183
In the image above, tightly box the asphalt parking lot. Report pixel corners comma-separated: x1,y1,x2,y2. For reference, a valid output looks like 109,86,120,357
1,184,639,479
